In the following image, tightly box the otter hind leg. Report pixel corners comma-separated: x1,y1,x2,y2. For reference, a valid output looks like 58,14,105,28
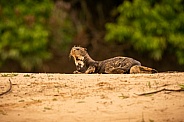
110,68,127,74
105,66,129,74
130,65,157,74
105,63,133,74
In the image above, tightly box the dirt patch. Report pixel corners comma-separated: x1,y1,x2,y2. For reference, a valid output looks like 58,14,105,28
0,73,184,122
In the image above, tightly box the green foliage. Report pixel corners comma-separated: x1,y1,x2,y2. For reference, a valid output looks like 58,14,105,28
0,0,53,70
49,4,76,52
105,0,184,64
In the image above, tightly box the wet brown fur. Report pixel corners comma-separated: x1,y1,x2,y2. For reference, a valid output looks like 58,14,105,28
70,46,157,74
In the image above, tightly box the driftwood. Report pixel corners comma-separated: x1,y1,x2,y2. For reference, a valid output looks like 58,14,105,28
0,79,12,96
135,87,184,96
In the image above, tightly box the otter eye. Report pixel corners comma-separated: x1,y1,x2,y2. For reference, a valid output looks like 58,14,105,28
76,48,79,50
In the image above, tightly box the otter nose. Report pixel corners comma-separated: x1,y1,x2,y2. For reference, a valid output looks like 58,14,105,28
70,47,79,56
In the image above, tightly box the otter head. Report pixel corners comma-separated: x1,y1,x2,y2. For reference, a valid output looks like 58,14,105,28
69,46,87,60
69,46,88,68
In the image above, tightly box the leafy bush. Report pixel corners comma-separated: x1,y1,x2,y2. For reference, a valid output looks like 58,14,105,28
49,2,76,52
0,0,53,70
105,0,184,64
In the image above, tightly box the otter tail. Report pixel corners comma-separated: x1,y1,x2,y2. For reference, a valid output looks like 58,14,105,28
130,65,157,74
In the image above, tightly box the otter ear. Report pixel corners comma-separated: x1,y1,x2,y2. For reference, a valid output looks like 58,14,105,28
84,48,87,51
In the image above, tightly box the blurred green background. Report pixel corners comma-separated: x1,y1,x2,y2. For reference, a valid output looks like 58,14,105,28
0,0,183,73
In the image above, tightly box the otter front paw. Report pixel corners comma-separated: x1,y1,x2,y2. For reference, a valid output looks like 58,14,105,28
85,66,95,74
73,70,82,74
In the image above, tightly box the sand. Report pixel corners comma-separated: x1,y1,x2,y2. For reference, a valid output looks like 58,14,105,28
0,73,184,122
